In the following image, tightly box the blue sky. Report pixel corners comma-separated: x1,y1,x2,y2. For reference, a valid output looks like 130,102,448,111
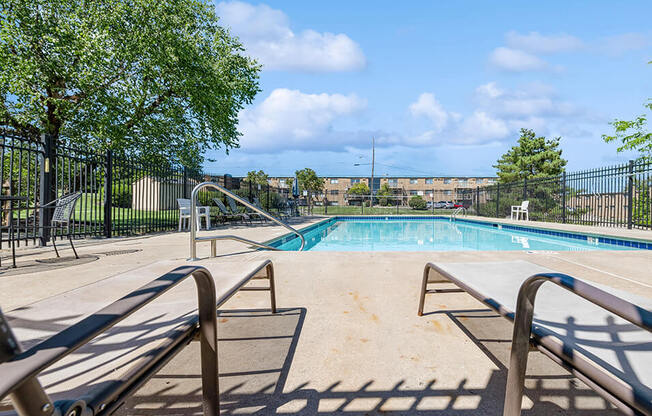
205,0,652,177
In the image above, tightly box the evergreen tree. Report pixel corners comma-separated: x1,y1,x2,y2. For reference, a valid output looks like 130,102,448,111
493,128,567,183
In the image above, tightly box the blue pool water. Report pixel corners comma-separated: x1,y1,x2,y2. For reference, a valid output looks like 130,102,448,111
273,218,640,252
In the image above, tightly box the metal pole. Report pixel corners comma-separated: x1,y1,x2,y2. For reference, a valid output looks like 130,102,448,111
496,183,500,218
561,172,567,223
103,150,113,238
38,133,55,246
475,186,480,214
371,137,375,200
627,160,634,229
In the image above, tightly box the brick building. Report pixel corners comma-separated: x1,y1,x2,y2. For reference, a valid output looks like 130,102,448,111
267,176,496,206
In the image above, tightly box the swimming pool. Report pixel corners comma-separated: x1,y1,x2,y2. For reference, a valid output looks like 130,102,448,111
271,217,647,252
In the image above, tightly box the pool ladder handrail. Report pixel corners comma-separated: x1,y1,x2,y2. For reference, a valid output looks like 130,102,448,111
450,206,467,221
189,181,305,260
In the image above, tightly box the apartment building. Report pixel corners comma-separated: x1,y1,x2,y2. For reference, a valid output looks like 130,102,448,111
267,176,497,206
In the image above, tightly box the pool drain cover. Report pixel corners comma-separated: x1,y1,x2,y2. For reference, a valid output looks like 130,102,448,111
101,249,142,256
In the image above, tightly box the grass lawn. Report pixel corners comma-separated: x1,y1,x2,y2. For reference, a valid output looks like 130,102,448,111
311,205,454,215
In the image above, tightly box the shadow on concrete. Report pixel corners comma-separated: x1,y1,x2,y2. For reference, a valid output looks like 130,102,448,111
118,307,620,415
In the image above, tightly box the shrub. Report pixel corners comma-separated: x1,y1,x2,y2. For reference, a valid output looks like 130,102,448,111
112,181,132,208
409,195,427,210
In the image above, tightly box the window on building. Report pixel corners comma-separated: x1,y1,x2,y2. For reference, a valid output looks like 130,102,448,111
330,190,339,195
351,178,360,184
388,178,398,185
487,179,496,184
425,178,433,184
458,179,468,185
410,178,418,184
279,179,286,186
330,179,338,184
409,190,418,195
331,201,339,206
444,190,452,195
444,179,452,184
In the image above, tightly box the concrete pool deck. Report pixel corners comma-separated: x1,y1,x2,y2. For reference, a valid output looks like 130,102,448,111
0,216,650,415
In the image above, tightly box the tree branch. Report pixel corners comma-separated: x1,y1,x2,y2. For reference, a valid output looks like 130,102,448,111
123,89,176,131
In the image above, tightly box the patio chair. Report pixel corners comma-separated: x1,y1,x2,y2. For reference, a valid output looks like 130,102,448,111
240,197,269,223
0,259,278,416
417,260,652,415
212,198,251,224
177,198,210,231
254,197,290,221
510,200,529,220
39,192,82,259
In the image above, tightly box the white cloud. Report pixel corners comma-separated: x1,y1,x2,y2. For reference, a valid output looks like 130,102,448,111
475,82,503,99
216,1,366,72
238,88,367,151
458,111,510,143
488,47,550,72
505,31,584,54
408,93,449,130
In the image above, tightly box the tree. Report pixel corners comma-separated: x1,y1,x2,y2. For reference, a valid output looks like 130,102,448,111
347,182,369,195
246,170,269,186
295,168,323,214
493,128,567,183
409,195,427,210
602,100,652,161
376,183,392,206
0,0,260,170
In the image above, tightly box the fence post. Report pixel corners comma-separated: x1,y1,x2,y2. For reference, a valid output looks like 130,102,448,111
104,150,113,238
324,198,328,215
38,133,56,246
561,172,567,224
182,167,188,199
475,186,480,215
248,180,252,202
496,183,500,218
523,178,527,201
627,160,634,229
266,183,270,211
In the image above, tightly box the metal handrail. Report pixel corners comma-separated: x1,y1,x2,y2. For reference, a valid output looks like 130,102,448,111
190,181,305,259
450,206,466,221
0,265,219,416
503,272,652,416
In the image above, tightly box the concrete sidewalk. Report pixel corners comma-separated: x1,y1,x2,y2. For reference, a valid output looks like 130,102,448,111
1,217,650,415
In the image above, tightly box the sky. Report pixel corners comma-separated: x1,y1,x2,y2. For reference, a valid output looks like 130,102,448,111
204,0,652,178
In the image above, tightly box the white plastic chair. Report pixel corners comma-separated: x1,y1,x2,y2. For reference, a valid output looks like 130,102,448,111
511,200,529,221
177,198,210,231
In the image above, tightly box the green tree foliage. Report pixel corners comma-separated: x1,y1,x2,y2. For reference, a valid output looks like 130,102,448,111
493,128,567,183
602,100,652,161
376,183,392,206
295,168,324,213
408,195,427,210
347,182,369,195
0,0,260,170
246,170,269,186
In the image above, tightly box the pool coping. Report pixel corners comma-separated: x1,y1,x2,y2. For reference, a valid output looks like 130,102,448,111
266,216,652,251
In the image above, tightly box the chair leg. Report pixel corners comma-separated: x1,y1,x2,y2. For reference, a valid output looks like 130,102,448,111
206,214,211,230
266,263,277,313
178,215,182,232
68,234,79,259
51,234,60,258
418,265,430,316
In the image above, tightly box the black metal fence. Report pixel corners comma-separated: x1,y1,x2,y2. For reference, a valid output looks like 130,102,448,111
1,133,290,249
463,160,652,229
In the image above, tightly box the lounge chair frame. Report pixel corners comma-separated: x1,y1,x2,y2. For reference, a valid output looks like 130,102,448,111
0,261,277,416
418,262,652,416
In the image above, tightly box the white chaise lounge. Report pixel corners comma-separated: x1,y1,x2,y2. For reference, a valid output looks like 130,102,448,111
0,260,277,416
418,260,652,415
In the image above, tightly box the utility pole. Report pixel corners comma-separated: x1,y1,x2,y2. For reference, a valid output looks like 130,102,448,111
371,137,375,197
